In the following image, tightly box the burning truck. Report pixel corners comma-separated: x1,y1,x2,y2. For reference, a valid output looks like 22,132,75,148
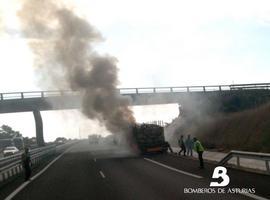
130,123,172,154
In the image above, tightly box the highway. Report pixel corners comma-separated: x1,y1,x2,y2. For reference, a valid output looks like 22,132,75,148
5,141,270,200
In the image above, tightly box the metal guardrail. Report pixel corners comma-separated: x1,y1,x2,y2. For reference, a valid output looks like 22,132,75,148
218,150,270,174
0,142,75,184
0,145,54,168
0,83,270,101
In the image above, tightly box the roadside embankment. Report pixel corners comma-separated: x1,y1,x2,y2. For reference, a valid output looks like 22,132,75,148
166,102,270,153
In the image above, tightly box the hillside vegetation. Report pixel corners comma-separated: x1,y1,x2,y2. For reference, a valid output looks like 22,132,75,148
166,102,270,153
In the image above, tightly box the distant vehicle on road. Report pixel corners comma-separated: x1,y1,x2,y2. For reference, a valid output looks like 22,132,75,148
0,137,24,151
56,140,65,145
55,137,67,145
132,124,170,154
88,135,101,144
3,146,19,157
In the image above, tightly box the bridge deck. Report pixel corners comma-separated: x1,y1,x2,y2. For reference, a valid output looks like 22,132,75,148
0,83,270,113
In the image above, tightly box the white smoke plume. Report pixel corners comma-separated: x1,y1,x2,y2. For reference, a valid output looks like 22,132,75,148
17,0,135,134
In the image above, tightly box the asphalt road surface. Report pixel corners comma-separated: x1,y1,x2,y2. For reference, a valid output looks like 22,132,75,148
7,141,270,200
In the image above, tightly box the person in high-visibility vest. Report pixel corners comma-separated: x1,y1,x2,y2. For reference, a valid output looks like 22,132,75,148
193,137,204,169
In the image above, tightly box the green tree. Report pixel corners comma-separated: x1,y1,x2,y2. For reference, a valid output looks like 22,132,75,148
0,125,22,139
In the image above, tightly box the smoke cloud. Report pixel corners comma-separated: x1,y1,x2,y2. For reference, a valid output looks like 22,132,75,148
17,0,135,134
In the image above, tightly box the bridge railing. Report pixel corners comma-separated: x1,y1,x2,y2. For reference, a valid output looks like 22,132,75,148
0,142,75,185
218,150,270,174
0,83,270,101
0,90,80,100
230,83,270,90
119,83,270,94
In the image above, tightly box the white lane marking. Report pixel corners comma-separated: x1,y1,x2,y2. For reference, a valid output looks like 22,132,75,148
241,192,269,200
94,158,96,162
99,171,106,178
144,159,269,200
4,181,29,200
4,146,74,200
144,158,203,179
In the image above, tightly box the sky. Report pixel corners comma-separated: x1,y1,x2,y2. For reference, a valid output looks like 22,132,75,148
0,0,270,141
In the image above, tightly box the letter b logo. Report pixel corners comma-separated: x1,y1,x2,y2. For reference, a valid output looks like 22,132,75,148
210,166,230,187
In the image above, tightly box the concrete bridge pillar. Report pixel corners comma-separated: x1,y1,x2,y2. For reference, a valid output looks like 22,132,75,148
33,110,45,146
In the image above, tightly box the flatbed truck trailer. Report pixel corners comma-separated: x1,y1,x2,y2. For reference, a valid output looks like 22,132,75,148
132,123,172,154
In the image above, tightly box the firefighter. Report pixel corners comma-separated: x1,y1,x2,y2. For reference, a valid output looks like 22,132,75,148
21,147,32,181
178,135,186,156
193,137,204,169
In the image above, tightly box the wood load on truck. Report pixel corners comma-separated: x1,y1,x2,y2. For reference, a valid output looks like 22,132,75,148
131,123,172,154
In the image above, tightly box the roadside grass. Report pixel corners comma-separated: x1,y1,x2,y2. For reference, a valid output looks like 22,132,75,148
168,102,270,153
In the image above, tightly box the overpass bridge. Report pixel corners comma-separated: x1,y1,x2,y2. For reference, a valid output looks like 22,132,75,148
0,83,270,146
